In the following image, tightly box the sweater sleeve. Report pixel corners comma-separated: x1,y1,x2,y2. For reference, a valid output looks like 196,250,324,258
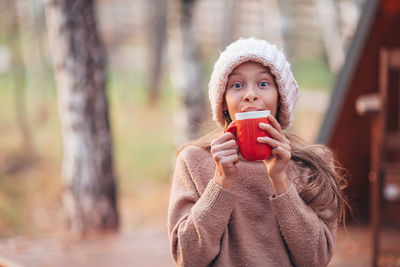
167,151,235,266
270,184,337,267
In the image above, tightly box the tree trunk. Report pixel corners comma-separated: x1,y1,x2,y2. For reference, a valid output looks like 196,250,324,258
315,0,345,72
276,0,295,61
221,0,236,48
170,0,206,145
147,0,168,105
45,0,118,236
5,0,34,157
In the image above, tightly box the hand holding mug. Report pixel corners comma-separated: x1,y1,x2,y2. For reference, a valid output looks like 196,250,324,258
211,132,239,191
257,114,292,195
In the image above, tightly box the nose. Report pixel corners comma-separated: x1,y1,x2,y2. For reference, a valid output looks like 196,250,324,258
243,84,258,102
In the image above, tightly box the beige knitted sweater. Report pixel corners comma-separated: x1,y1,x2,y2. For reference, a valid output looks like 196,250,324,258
168,146,337,267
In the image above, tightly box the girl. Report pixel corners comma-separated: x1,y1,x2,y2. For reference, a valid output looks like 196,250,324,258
167,37,349,267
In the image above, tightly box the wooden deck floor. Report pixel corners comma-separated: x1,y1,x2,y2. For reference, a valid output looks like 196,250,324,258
0,224,399,267
0,229,175,267
330,224,400,267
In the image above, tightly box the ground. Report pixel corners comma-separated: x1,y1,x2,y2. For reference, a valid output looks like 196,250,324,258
0,224,399,267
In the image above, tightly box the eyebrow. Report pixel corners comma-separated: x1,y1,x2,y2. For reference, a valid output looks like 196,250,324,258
229,71,273,77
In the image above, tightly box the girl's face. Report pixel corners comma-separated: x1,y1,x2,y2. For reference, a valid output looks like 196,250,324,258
224,61,279,121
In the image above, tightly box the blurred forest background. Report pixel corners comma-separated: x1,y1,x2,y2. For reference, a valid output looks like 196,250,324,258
0,0,364,238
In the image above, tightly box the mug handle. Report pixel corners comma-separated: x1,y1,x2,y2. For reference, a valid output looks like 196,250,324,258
225,121,237,135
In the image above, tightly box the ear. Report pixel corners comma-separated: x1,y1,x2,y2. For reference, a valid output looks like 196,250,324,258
222,101,232,124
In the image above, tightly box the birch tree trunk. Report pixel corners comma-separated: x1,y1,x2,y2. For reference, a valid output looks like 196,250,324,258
315,0,345,72
221,0,236,48
170,0,205,145
45,0,118,236
276,0,295,61
147,0,168,105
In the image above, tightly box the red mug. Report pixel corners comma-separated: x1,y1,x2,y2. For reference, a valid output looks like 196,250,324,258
226,110,271,161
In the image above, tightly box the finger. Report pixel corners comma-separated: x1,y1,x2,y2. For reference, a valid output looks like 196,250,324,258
212,148,239,161
257,136,290,150
219,154,239,167
271,146,292,161
211,139,238,154
257,136,291,151
211,132,236,147
259,122,287,144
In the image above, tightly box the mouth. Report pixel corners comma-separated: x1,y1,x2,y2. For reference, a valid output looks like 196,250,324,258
240,107,265,112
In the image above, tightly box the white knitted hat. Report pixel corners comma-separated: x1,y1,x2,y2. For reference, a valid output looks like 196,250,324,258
208,37,299,129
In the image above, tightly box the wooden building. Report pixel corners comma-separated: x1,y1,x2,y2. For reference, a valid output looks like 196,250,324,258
318,0,400,265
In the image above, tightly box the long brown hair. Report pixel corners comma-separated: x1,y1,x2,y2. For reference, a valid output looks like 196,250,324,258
177,121,351,226
286,133,351,225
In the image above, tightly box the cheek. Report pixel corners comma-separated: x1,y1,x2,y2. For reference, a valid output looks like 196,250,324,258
273,93,279,110
224,91,240,109
265,91,279,115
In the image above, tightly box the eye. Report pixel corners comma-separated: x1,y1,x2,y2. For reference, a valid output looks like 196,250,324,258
231,82,244,89
259,81,269,88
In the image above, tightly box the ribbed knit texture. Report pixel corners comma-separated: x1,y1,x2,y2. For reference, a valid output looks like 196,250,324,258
168,146,337,267
236,117,271,161
208,37,299,129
